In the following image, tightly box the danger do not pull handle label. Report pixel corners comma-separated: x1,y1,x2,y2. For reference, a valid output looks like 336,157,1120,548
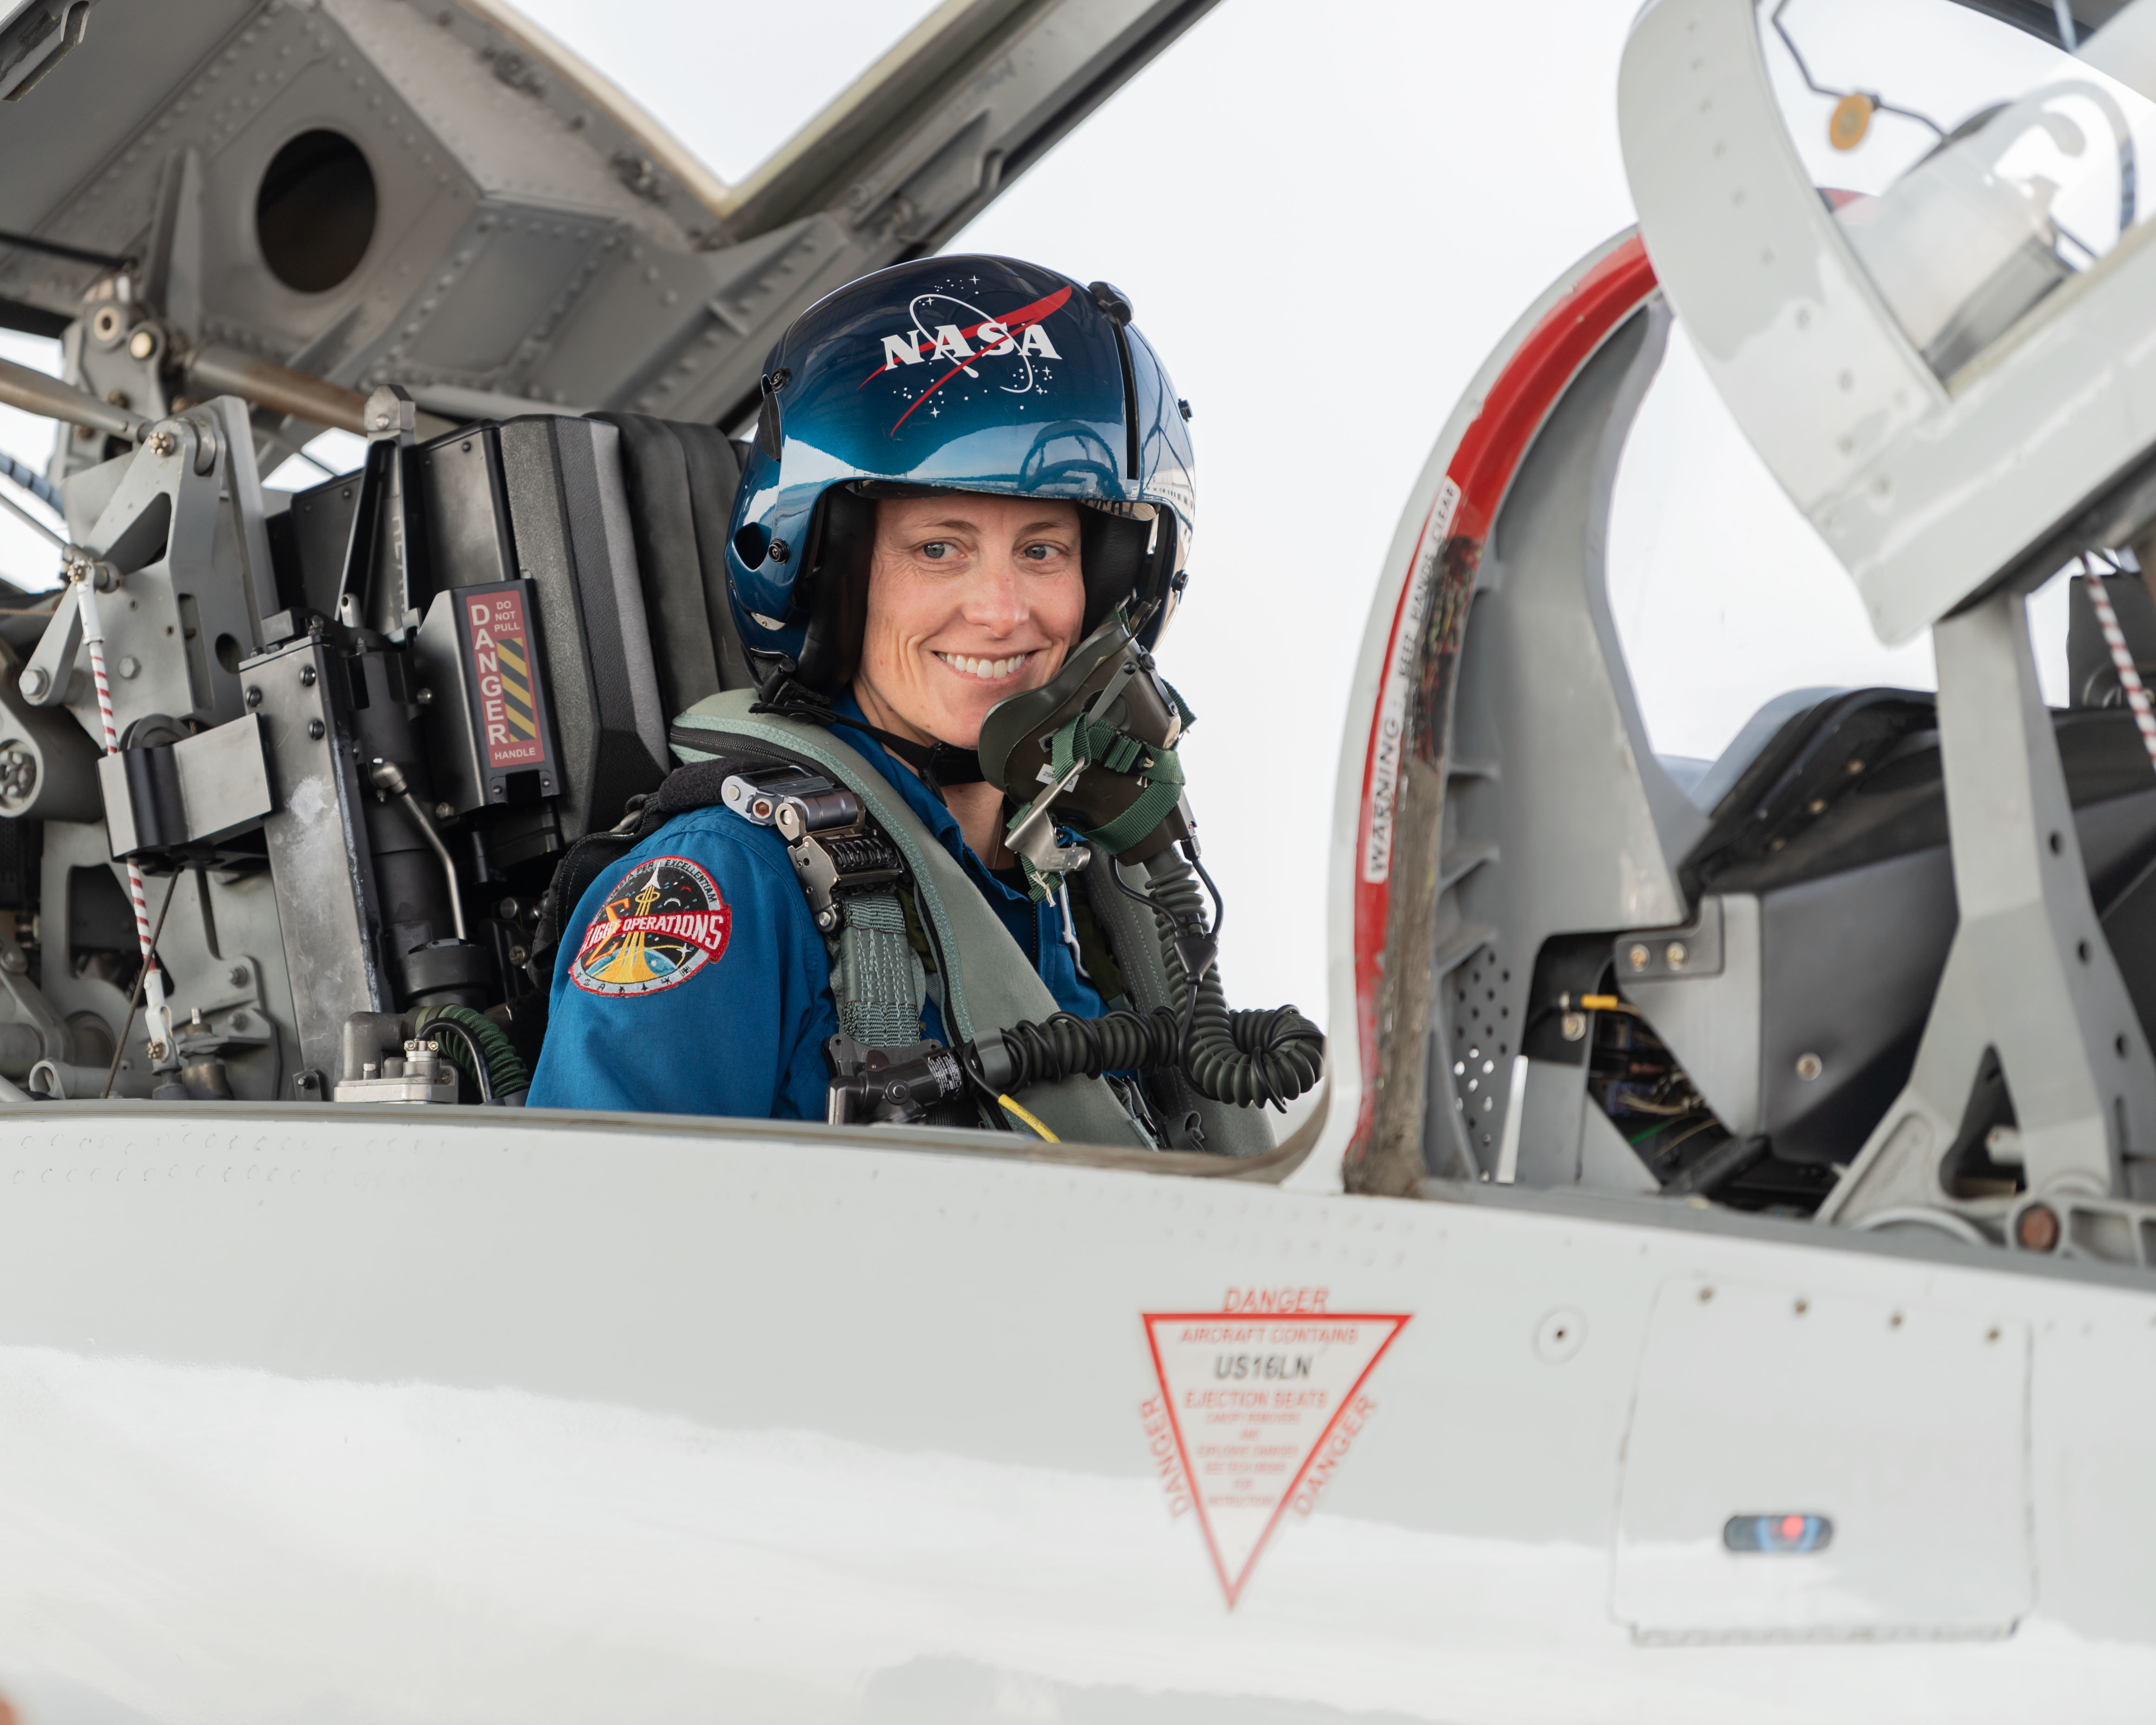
462,586,546,770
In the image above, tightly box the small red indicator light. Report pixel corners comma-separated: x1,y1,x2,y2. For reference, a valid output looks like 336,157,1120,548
1724,1513,1834,1553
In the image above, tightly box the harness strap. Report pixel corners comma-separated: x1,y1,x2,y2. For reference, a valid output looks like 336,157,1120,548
1079,744,1185,858
834,892,927,1047
657,732,930,1051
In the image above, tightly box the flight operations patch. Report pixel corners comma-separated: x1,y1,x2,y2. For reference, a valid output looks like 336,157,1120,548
571,856,731,996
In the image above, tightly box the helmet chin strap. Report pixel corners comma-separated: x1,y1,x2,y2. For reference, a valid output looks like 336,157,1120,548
888,736,985,792
748,670,985,797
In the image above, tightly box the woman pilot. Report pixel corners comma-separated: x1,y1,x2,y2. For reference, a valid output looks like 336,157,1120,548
527,254,1269,1141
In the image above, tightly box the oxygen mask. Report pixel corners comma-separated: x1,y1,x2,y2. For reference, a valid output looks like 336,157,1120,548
975,608,1195,891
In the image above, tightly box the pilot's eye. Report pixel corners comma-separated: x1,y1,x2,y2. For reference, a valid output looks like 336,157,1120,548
1020,542,1058,561
919,540,952,560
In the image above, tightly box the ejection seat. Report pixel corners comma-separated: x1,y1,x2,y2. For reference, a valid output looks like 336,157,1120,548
280,408,754,857
269,409,753,1068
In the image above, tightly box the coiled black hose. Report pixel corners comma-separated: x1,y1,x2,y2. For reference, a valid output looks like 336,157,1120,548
979,848,1323,1112
1145,852,1324,1107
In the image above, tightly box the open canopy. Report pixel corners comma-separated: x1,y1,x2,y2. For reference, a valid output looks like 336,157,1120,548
0,0,1213,441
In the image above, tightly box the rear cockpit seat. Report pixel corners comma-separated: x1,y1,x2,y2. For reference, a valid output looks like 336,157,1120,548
1658,686,1851,816
1610,626,2156,1197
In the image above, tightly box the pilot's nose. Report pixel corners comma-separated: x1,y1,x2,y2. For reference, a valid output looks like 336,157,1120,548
960,554,1028,636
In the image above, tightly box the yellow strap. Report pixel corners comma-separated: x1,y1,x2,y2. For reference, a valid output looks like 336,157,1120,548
997,1093,1060,1142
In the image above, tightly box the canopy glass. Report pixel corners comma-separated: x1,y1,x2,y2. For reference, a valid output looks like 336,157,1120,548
1762,0,2156,380
499,0,945,191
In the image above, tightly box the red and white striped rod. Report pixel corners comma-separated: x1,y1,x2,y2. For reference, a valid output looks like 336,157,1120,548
2084,573,2156,773
72,566,174,1060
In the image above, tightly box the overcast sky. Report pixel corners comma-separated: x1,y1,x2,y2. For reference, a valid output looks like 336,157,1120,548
0,0,2098,1031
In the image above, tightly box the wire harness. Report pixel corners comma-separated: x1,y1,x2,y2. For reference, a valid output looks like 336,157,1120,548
413,1003,530,1102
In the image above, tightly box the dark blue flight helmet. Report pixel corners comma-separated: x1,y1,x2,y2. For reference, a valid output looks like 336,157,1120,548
724,253,1196,695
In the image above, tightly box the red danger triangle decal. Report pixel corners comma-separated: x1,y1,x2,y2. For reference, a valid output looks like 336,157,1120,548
1141,1295,1411,1608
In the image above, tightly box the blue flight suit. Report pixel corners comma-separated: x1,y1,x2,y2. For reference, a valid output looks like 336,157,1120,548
528,692,1108,1118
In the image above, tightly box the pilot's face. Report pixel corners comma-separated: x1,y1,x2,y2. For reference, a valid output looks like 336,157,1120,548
856,493,1085,749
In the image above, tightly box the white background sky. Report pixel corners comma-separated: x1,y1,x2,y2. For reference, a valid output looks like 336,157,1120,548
0,0,2098,1031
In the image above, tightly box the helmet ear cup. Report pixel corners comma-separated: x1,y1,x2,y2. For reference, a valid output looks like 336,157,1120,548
795,486,877,691
1080,510,1148,636
1137,513,1180,647
1079,509,1182,645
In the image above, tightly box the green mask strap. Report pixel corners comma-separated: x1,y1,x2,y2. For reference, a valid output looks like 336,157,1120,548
1004,678,1196,902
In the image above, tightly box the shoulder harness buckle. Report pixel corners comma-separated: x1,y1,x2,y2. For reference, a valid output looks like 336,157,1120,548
721,764,906,933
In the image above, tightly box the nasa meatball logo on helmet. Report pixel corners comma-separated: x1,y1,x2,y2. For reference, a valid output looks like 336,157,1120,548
866,281,1072,435
570,857,731,997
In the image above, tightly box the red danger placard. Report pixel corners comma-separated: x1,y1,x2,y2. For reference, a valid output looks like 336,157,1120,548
464,588,545,769
1141,1289,1410,1608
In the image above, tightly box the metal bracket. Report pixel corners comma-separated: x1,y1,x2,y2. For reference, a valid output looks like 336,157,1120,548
776,801,845,932
18,595,81,708
246,633,393,1081
1006,757,1093,877
0,922,69,1073
823,1031,964,1126
2005,1188,2156,1265
1821,589,2156,1229
1614,897,1726,981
